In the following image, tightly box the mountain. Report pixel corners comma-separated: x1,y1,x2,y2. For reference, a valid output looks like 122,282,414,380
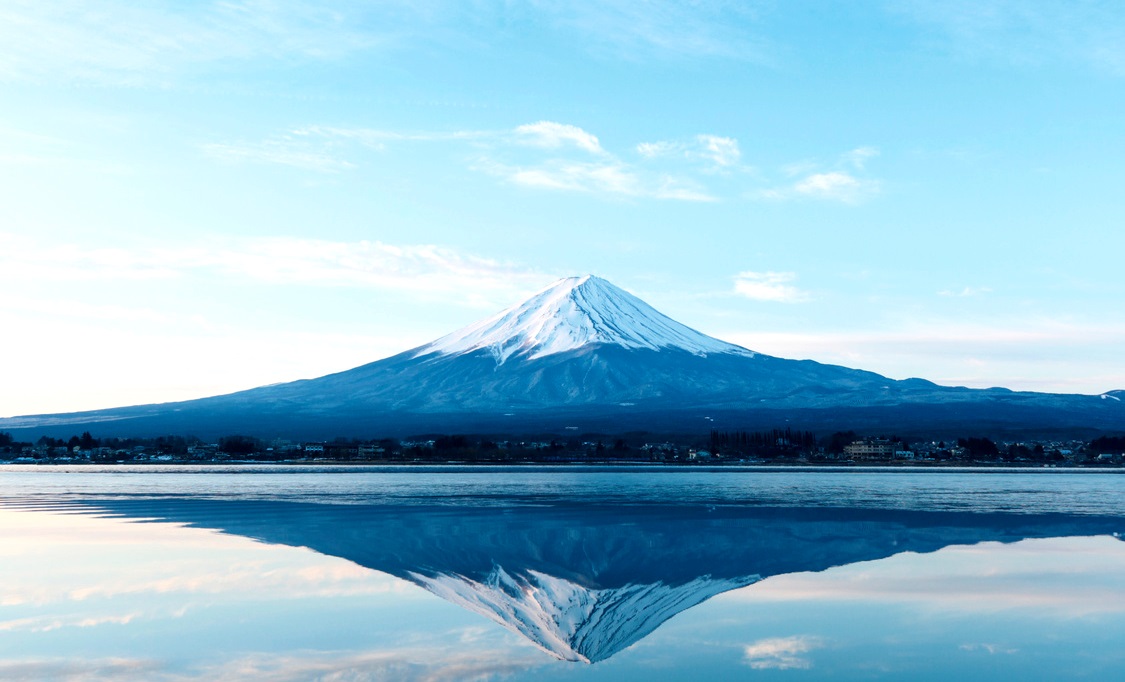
51,497,1125,662
2,275,1123,438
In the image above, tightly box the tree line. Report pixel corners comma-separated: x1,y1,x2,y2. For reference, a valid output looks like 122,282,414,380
3,429,1124,464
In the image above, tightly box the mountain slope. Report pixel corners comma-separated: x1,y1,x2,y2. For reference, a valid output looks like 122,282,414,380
2,275,1122,438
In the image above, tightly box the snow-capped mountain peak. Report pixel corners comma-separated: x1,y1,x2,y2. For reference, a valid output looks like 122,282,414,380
409,567,760,663
416,275,755,364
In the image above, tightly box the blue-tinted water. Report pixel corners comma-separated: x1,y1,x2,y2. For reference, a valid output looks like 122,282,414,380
1,466,1123,680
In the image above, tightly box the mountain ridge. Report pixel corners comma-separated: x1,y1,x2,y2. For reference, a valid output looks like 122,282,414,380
2,275,1122,439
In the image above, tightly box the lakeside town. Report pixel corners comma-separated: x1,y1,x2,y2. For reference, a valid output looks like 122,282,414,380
2,429,1123,467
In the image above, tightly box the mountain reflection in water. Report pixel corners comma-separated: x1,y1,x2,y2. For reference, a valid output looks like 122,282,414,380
71,497,1125,663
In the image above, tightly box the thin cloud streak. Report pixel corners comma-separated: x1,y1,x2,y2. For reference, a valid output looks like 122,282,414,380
726,323,1125,358
0,658,162,682
0,0,782,87
188,648,542,682
0,507,419,607
0,233,557,416
960,643,1019,655
205,121,850,203
892,0,1125,75
0,0,386,85
699,134,742,167
732,536,1125,618
722,322,1125,394
754,147,882,203
0,233,549,304
732,271,810,303
201,141,357,173
637,134,743,169
795,171,880,202
514,121,605,154
484,159,717,202
841,146,879,170
0,320,438,417
743,635,824,670
939,286,993,297
203,121,881,204
535,0,778,63
768,303,1111,388
292,125,496,146
0,612,140,633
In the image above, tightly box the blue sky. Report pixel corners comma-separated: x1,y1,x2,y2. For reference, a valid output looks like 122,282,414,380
3,1,1124,416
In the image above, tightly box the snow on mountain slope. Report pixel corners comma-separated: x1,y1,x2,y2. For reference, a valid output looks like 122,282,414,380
416,275,755,364
410,566,760,663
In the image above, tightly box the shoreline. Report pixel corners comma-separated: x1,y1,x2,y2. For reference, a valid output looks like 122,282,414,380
2,461,1123,474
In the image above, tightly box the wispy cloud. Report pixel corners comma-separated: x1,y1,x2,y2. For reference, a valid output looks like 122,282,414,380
0,649,538,682
0,1,385,85
190,648,542,682
636,141,675,159
201,141,357,173
733,536,1125,618
743,635,824,670
755,147,882,203
733,271,811,303
0,233,561,415
781,160,820,177
481,158,716,202
699,134,742,167
202,123,497,174
0,507,540,682
960,643,1019,655
939,286,993,297
0,1,783,87
534,0,777,62
637,134,743,170
891,0,1125,75
293,125,494,147
721,320,1125,393
760,170,880,203
514,121,604,154
0,612,140,633
0,507,421,606
205,121,876,205
493,124,720,199
0,233,181,281
208,121,725,201
502,160,632,192
0,658,161,682
0,232,550,307
197,238,545,301
0,293,196,328
842,146,879,170
793,171,880,202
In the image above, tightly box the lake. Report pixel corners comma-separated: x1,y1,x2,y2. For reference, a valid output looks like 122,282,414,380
2,466,1124,680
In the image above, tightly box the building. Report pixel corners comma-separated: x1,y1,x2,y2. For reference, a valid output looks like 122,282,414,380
357,444,385,459
844,440,896,460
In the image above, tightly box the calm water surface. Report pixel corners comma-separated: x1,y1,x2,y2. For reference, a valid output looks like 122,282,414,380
1,466,1123,680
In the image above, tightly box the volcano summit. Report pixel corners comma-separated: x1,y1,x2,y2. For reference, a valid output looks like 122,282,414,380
420,275,753,362
3,275,1122,439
